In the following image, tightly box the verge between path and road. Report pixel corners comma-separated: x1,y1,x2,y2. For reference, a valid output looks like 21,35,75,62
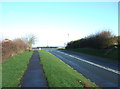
21,50,48,87
47,49,119,88
39,50,98,88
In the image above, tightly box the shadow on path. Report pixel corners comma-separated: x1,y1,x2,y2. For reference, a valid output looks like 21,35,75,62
21,50,47,87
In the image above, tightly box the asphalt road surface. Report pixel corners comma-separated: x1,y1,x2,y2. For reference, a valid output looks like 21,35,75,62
42,48,120,88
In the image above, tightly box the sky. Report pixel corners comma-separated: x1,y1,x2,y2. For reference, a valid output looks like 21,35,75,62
0,2,118,47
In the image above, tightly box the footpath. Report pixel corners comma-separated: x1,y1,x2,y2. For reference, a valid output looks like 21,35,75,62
21,50,47,87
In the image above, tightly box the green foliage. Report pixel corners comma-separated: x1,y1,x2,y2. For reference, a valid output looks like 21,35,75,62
39,50,98,87
66,31,117,49
117,36,120,45
2,51,33,87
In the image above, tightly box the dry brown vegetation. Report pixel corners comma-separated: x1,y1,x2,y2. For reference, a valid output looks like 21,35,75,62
1,38,30,61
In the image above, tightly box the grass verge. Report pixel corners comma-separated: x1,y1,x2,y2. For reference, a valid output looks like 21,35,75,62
65,48,119,61
2,51,33,87
39,50,98,87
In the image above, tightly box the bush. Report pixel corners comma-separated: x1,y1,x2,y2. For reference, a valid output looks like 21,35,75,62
1,38,30,61
117,36,120,47
66,31,117,49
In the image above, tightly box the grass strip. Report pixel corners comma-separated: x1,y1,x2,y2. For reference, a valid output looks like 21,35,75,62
2,51,33,87
65,48,119,61
39,50,98,87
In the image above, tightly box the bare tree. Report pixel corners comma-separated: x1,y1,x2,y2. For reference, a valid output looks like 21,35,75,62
22,34,37,50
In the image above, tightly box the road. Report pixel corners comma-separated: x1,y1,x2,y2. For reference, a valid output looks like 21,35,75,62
42,48,120,88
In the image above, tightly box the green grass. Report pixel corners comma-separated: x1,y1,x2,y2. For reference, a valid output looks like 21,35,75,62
65,48,119,61
2,51,33,87
39,50,98,87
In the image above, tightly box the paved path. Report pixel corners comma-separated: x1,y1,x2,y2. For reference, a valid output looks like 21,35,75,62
21,50,47,87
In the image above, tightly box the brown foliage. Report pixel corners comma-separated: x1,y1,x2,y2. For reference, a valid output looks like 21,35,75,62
1,38,30,61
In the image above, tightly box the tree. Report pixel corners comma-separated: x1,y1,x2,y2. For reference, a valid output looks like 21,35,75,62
22,34,37,49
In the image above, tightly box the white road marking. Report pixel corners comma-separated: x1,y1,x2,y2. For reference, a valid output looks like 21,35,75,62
56,51,120,75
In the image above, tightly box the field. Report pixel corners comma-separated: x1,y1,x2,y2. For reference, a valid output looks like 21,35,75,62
2,51,33,87
39,50,98,87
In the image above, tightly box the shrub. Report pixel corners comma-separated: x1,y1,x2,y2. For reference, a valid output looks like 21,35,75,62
1,38,30,61
66,31,117,49
117,36,120,47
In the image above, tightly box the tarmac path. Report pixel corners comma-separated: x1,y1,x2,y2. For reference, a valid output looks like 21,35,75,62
21,50,47,87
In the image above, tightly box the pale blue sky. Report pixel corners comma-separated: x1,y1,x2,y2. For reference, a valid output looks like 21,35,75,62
0,2,118,47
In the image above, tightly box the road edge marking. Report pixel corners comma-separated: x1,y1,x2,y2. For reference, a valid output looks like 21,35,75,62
57,51,120,75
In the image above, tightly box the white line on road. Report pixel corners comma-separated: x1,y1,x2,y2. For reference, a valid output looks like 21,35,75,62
56,51,120,75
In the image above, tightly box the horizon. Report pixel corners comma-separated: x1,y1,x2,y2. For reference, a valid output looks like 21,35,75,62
0,2,118,47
